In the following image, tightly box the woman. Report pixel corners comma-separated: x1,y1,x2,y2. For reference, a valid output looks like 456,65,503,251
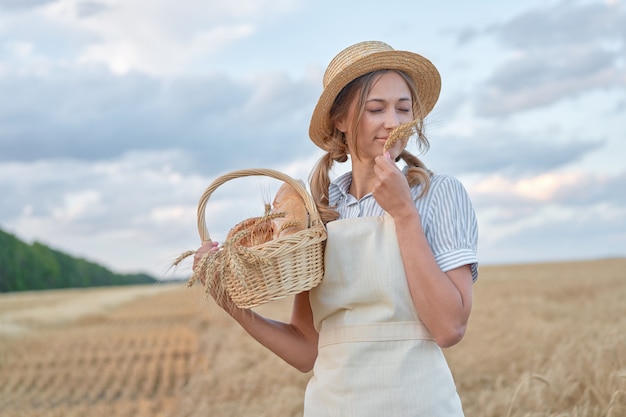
195,41,478,416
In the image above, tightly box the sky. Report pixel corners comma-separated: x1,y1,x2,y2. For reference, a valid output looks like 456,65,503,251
0,0,624,279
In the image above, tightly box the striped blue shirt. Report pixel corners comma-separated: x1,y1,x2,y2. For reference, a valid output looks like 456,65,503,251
328,170,479,282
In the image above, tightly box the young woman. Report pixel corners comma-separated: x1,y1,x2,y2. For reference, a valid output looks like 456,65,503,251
194,41,478,416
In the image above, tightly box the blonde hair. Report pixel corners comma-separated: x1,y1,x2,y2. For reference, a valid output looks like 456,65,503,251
310,69,433,224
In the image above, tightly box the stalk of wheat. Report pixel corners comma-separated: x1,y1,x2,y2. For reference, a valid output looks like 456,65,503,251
383,120,418,153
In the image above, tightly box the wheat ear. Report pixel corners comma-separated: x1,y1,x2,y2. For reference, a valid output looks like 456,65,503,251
383,120,418,153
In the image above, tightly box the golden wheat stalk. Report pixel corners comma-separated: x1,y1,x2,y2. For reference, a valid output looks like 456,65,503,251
383,120,418,153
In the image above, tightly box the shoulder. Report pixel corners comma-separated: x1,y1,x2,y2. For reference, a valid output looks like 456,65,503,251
411,173,477,230
417,174,479,282
410,173,471,204
429,173,467,192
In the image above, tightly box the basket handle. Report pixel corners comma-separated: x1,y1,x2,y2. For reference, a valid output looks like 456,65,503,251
197,168,322,243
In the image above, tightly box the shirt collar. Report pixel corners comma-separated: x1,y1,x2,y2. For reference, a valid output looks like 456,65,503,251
329,171,352,205
329,165,412,206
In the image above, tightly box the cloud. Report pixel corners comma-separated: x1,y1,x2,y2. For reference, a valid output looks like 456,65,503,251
1,0,623,275
77,24,256,76
0,0,302,78
0,149,316,275
75,1,109,18
0,69,320,173
471,170,626,207
477,46,624,116
0,151,192,223
421,128,606,178
470,169,626,264
490,0,626,49
478,202,626,264
0,0,56,10
0,151,200,271
462,0,626,116
26,0,300,76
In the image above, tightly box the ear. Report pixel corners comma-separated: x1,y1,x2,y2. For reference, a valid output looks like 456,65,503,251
335,115,348,133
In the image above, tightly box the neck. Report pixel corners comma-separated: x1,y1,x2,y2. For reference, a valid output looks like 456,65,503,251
349,160,376,200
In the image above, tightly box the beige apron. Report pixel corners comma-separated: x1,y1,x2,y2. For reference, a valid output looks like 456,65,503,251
304,214,464,417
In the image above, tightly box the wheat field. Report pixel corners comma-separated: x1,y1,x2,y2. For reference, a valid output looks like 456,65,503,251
0,258,624,417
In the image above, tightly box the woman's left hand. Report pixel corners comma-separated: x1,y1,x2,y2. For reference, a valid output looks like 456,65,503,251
372,152,415,218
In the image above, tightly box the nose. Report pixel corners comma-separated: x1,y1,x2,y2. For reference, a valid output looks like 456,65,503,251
383,111,401,130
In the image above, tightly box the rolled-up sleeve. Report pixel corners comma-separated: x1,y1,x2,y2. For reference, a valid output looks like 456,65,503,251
422,176,479,282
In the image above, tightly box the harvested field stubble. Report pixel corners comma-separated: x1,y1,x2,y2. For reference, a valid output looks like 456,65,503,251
0,258,625,416
445,258,626,417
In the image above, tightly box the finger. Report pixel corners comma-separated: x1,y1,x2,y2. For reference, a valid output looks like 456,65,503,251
375,154,396,177
384,137,405,157
200,240,218,249
375,153,390,167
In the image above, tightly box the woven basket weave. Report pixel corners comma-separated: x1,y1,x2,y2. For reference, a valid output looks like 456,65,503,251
195,168,327,309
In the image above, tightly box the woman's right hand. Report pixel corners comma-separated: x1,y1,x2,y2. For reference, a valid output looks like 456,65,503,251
193,240,219,285
192,240,241,314
191,241,318,371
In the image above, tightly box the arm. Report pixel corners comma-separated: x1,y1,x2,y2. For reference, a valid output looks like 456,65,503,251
229,291,319,372
193,242,319,371
373,155,474,348
391,209,473,347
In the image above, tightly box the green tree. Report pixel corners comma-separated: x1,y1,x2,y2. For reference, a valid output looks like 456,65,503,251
0,228,156,292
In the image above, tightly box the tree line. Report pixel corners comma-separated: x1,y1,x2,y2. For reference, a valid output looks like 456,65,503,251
0,228,156,292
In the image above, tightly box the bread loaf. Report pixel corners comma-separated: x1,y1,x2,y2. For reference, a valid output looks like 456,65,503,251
225,206,274,248
224,181,308,246
271,181,308,239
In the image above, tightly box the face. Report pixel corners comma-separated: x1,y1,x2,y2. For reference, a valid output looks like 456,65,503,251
336,71,413,162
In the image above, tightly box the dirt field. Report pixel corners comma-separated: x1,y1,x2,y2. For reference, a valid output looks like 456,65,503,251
1,258,625,417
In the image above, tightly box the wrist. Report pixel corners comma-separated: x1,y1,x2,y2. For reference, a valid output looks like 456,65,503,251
392,204,421,226
231,305,253,322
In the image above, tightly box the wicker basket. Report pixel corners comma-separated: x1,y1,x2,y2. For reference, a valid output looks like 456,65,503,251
195,168,327,309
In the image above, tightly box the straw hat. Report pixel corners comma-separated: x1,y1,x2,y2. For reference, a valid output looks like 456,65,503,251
309,41,441,151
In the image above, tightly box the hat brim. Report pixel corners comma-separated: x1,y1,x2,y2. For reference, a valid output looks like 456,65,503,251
309,50,441,151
